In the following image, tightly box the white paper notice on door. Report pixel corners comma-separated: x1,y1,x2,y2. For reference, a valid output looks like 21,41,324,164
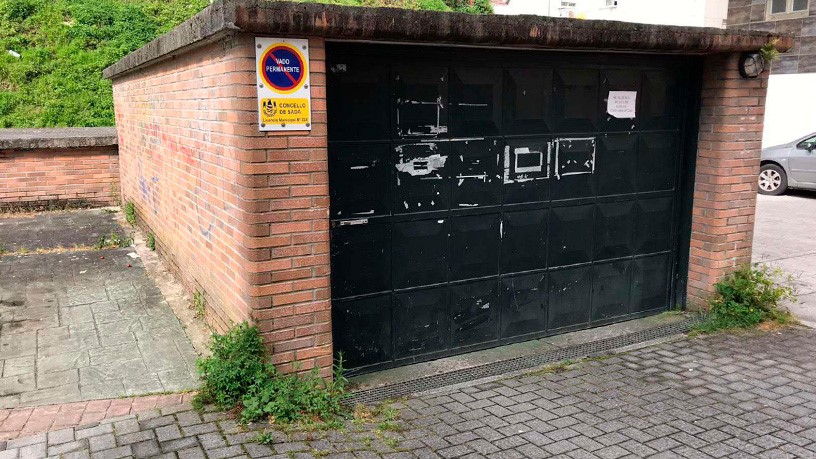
607,91,637,119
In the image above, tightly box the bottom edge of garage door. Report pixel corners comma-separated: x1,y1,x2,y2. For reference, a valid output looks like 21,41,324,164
340,306,669,377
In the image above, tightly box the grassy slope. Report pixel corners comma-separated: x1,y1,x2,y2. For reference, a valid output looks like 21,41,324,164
0,0,491,128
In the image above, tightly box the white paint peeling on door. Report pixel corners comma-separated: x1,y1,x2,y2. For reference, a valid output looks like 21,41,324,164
395,142,448,176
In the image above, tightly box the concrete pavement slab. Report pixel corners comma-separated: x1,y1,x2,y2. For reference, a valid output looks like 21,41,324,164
754,191,816,326
0,212,199,409
0,209,123,253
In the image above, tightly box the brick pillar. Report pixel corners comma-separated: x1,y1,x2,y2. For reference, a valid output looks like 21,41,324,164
240,37,333,377
687,53,768,308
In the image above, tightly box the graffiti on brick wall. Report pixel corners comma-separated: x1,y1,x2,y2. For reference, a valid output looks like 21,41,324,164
191,99,218,241
133,94,223,241
137,159,160,216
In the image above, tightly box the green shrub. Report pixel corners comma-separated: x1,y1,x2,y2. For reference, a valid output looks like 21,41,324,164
696,264,795,333
123,201,136,225
195,323,269,410
194,323,349,426
146,231,156,250
240,356,348,425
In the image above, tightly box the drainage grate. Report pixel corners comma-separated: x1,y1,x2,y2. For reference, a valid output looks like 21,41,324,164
347,315,703,405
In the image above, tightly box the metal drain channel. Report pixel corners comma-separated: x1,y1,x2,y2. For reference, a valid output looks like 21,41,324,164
348,315,702,405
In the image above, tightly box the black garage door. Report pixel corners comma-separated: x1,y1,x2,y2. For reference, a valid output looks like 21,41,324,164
327,43,694,374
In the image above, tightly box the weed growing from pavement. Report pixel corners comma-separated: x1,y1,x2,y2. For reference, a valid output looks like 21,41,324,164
694,264,796,334
194,323,350,431
376,405,403,433
123,201,136,225
147,231,156,251
93,232,132,249
192,291,206,318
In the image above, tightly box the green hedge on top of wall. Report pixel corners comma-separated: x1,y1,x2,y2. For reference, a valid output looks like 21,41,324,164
0,0,492,129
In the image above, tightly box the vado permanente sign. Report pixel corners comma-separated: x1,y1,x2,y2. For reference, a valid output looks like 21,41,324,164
255,38,311,131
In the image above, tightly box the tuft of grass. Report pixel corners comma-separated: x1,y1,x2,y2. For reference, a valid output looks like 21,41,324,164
694,264,796,334
146,231,156,251
760,38,781,63
123,201,136,225
377,416,402,433
255,431,277,445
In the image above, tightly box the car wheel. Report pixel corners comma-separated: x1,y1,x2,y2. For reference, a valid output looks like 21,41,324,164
758,164,788,196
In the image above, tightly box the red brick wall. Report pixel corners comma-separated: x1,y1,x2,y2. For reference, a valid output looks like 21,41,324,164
111,34,331,375
687,53,768,308
0,147,119,209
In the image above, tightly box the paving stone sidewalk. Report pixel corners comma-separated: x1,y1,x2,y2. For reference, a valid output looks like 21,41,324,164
0,248,199,408
2,327,816,458
0,208,200,409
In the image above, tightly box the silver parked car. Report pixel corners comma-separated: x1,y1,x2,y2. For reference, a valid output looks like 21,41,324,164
759,132,816,195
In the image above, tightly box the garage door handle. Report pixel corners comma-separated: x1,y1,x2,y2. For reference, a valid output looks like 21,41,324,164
336,218,369,227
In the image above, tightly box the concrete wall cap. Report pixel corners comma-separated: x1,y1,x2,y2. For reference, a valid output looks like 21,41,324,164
0,127,118,151
103,0,794,80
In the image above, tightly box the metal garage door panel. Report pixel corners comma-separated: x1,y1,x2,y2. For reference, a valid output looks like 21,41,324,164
393,286,449,359
503,137,551,204
501,272,548,338
636,197,674,254
327,59,390,141
501,209,548,274
549,267,592,330
549,205,594,267
332,295,392,369
594,201,635,260
591,261,633,321
551,137,597,200
393,65,448,138
596,134,637,196
327,44,690,373
394,141,450,213
638,132,678,191
600,69,641,132
554,68,599,132
451,139,502,208
641,70,681,130
449,214,501,280
632,254,671,312
392,219,448,289
329,143,390,218
451,280,500,346
450,68,503,136
330,222,391,298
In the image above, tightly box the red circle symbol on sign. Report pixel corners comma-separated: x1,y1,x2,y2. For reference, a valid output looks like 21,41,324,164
260,45,307,93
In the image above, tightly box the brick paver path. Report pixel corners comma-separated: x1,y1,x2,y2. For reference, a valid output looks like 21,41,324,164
2,327,816,458
0,393,195,441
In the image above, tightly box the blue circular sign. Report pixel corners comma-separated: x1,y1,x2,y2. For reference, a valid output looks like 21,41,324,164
260,45,306,93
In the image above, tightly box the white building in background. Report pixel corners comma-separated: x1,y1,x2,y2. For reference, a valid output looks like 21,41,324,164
492,0,729,28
